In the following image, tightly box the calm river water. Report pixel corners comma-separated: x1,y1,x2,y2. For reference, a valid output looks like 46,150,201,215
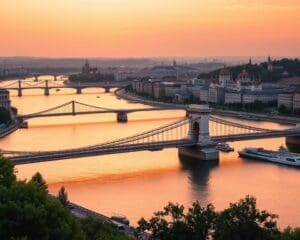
0,76,299,228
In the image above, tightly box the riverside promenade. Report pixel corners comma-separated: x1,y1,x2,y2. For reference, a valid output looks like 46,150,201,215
116,89,300,125
0,123,19,139
48,194,135,237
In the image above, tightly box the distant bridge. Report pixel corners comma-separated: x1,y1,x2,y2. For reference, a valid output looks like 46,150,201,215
2,105,300,164
0,79,129,96
17,100,184,122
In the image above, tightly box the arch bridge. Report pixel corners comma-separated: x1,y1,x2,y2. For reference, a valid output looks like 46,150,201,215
0,79,128,96
2,105,300,165
17,100,184,123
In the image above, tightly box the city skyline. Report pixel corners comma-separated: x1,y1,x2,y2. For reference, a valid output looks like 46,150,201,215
1,0,299,58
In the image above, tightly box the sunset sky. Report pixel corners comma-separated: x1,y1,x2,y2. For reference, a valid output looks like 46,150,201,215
1,0,299,58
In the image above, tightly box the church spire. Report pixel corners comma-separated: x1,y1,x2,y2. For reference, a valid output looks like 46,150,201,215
173,58,177,67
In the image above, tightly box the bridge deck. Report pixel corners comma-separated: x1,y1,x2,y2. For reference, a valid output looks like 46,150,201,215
7,140,195,165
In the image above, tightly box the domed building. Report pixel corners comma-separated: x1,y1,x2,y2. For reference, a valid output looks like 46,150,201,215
236,68,251,84
218,65,231,87
81,60,98,75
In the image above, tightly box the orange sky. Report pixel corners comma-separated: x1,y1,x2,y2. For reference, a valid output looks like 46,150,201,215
1,0,299,57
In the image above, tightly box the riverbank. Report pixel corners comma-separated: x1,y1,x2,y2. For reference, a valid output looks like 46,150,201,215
115,88,300,125
0,123,19,139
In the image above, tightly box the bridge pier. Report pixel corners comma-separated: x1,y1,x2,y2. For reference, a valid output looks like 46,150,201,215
104,87,110,93
179,105,219,161
44,80,50,96
286,136,300,153
117,112,128,123
18,80,22,97
76,88,82,94
34,75,38,82
54,75,57,81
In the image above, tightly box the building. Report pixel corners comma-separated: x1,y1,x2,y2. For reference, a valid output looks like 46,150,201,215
0,66,27,78
0,89,11,110
199,88,209,103
174,89,190,103
237,68,251,84
153,82,165,99
242,89,279,104
293,93,300,111
225,90,242,104
164,82,182,98
208,86,225,104
278,93,294,110
218,65,231,87
81,60,98,75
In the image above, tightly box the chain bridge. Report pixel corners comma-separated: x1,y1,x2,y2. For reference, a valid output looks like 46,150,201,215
2,105,300,165
17,100,183,122
0,79,128,96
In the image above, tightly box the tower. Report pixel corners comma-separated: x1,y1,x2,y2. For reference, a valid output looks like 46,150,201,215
218,65,231,87
82,60,91,75
173,58,177,67
179,105,219,161
267,56,273,72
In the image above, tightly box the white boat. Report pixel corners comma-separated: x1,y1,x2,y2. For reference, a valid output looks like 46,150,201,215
238,146,300,167
216,143,234,152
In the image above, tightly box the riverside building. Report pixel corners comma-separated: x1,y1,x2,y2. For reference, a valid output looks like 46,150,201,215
0,89,11,110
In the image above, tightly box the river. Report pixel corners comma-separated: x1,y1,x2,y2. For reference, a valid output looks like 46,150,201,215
0,76,299,228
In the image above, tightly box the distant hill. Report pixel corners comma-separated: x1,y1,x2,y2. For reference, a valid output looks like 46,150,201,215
198,58,300,82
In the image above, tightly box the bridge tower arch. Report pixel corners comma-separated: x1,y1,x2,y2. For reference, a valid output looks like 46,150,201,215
192,121,200,142
179,104,219,161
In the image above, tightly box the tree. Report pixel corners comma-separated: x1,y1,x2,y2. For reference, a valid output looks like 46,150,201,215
80,217,132,240
0,157,130,240
0,155,16,188
136,202,216,240
30,172,48,192
0,107,12,125
58,186,69,207
214,195,279,240
137,196,283,240
276,227,300,240
0,181,84,240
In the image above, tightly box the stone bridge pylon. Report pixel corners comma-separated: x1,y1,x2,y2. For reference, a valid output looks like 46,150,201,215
179,105,219,161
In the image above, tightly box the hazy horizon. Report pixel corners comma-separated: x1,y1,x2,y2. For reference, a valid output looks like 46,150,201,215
1,0,299,57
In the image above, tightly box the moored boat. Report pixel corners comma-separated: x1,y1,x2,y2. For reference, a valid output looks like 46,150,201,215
238,146,300,167
216,142,234,152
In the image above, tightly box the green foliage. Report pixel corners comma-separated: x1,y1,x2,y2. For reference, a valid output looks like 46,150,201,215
58,186,69,207
30,172,48,192
0,181,84,240
214,195,279,240
0,155,16,188
80,217,132,240
198,58,300,83
137,202,216,240
0,157,127,240
0,107,12,125
275,227,300,240
125,84,133,92
278,105,292,115
137,196,284,240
